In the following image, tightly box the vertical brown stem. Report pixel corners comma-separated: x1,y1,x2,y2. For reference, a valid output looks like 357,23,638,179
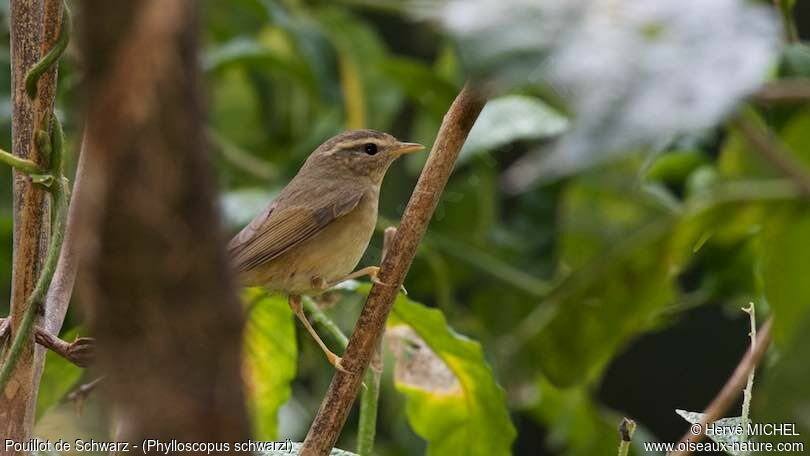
300,85,486,455
75,0,250,445
2,0,63,447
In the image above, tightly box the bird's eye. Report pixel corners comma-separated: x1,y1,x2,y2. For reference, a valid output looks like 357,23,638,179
364,143,378,155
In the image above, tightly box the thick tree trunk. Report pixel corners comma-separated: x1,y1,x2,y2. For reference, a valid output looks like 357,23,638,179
2,0,63,448
75,0,250,446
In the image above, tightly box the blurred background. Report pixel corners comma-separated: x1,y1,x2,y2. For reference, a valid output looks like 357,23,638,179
1,1,809,455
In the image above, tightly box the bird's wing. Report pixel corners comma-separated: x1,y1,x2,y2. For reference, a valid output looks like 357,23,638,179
227,188,364,272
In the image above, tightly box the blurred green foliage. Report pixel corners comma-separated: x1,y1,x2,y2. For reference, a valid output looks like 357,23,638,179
0,1,808,455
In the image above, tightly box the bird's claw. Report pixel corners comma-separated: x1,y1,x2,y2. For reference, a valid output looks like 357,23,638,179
370,270,408,295
328,353,350,374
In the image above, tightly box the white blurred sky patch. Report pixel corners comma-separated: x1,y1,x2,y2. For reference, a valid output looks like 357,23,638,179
424,0,782,191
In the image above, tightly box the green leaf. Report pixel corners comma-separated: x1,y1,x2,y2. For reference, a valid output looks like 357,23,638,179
36,327,83,418
531,218,676,386
243,289,297,440
203,38,317,92
761,209,810,346
388,294,516,456
459,95,568,164
644,150,708,185
530,163,678,386
675,410,746,455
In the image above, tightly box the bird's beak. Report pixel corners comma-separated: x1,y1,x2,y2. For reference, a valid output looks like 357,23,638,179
393,142,425,155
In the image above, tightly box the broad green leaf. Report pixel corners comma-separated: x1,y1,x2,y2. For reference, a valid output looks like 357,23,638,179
243,289,297,440
203,38,316,92
531,163,678,386
388,294,516,456
531,218,676,386
459,95,568,164
532,168,796,387
36,327,83,418
761,209,810,346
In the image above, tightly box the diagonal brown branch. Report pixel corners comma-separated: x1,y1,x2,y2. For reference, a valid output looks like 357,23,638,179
300,84,486,455
669,317,773,456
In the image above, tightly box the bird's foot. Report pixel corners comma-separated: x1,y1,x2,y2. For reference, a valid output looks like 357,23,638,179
323,266,407,295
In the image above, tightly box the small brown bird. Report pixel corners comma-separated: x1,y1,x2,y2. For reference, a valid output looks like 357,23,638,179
228,129,423,370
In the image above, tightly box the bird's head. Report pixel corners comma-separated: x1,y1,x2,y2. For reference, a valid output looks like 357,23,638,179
303,129,424,185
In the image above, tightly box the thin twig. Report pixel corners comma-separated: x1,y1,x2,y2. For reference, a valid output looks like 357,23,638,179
0,148,44,174
669,317,773,456
34,328,95,368
24,2,70,100
735,113,810,200
300,84,486,456
64,376,104,415
0,317,94,368
741,303,757,442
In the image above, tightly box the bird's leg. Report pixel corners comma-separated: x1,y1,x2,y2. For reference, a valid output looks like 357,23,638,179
325,266,408,295
288,294,348,373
